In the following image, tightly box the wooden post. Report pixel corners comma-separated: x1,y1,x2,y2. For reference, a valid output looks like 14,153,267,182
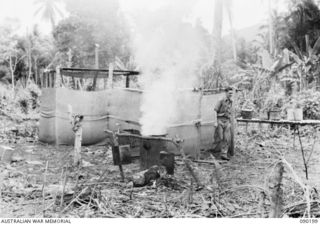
125,75,130,88
68,105,83,167
92,71,98,91
48,72,51,88
108,63,114,89
104,77,108,90
112,132,125,182
245,122,248,134
40,71,43,88
67,48,72,67
51,72,54,87
44,73,47,88
56,67,65,87
52,71,56,88
95,44,99,69
297,126,309,179
71,77,76,89
35,64,38,86
77,78,83,91
269,162,284,218
196,90,203,159
47,72,50,87
67,48,74,90
74,121,83,166
92,44,100,91
42,161,49,217
55,66,61,88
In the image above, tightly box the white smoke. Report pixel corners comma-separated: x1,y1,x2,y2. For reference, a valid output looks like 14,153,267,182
131,1,204,135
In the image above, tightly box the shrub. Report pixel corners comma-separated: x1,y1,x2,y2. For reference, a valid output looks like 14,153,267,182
14,82,41,115
290,90,320,120
26,82,41,109
15,88,32,114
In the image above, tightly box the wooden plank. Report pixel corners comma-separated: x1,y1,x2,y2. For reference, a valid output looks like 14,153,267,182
60,67,139,74
59,68,139,79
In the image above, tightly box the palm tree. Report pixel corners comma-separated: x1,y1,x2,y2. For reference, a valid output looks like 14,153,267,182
33,0,65,29
257,10,287,55
268,0,273,55
285,0,320,54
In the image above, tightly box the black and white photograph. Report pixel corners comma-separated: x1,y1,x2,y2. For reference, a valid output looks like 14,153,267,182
0,0,319,221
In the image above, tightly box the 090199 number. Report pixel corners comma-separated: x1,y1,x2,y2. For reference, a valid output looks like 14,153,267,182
300,219,318,223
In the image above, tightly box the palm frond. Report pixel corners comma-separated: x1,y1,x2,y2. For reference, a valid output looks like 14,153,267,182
310,35,320,56
33,0,65,26
288,38,303,59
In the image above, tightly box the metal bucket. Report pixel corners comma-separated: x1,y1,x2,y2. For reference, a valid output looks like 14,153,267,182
268,110,281,121
241,110,253,119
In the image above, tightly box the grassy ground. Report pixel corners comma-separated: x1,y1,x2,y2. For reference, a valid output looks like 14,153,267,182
0,121,319,218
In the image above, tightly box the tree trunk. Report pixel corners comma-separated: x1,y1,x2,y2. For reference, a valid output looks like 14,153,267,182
213,0,223,88
268,0,273,55
10,60,14,93
226,0,237,61
9,57,14,93
34,58,38,85
27,34,32,86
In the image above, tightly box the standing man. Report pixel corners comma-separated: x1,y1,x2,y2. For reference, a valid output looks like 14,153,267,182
213,87,234,161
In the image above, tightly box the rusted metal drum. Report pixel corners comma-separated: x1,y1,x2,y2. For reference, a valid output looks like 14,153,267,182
110,131,175,173
140,136,168,171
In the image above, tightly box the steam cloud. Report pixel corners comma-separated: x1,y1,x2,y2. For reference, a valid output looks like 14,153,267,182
132,1,203,135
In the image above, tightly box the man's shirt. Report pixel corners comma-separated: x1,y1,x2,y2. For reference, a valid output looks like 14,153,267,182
215,97,233,119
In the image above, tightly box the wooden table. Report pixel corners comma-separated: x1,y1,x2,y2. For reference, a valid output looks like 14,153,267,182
236,118,320,179
237,118,320,126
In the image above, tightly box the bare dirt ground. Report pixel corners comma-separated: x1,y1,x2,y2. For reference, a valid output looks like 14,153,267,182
0,122,320,218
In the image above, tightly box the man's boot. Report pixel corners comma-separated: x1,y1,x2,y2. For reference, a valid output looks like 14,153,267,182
220,142,230,161
220,153,230,161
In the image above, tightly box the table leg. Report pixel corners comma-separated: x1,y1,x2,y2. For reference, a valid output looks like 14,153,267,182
296,126,308,180
293,127,296,151
258,123,262,135
245,122,248,135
